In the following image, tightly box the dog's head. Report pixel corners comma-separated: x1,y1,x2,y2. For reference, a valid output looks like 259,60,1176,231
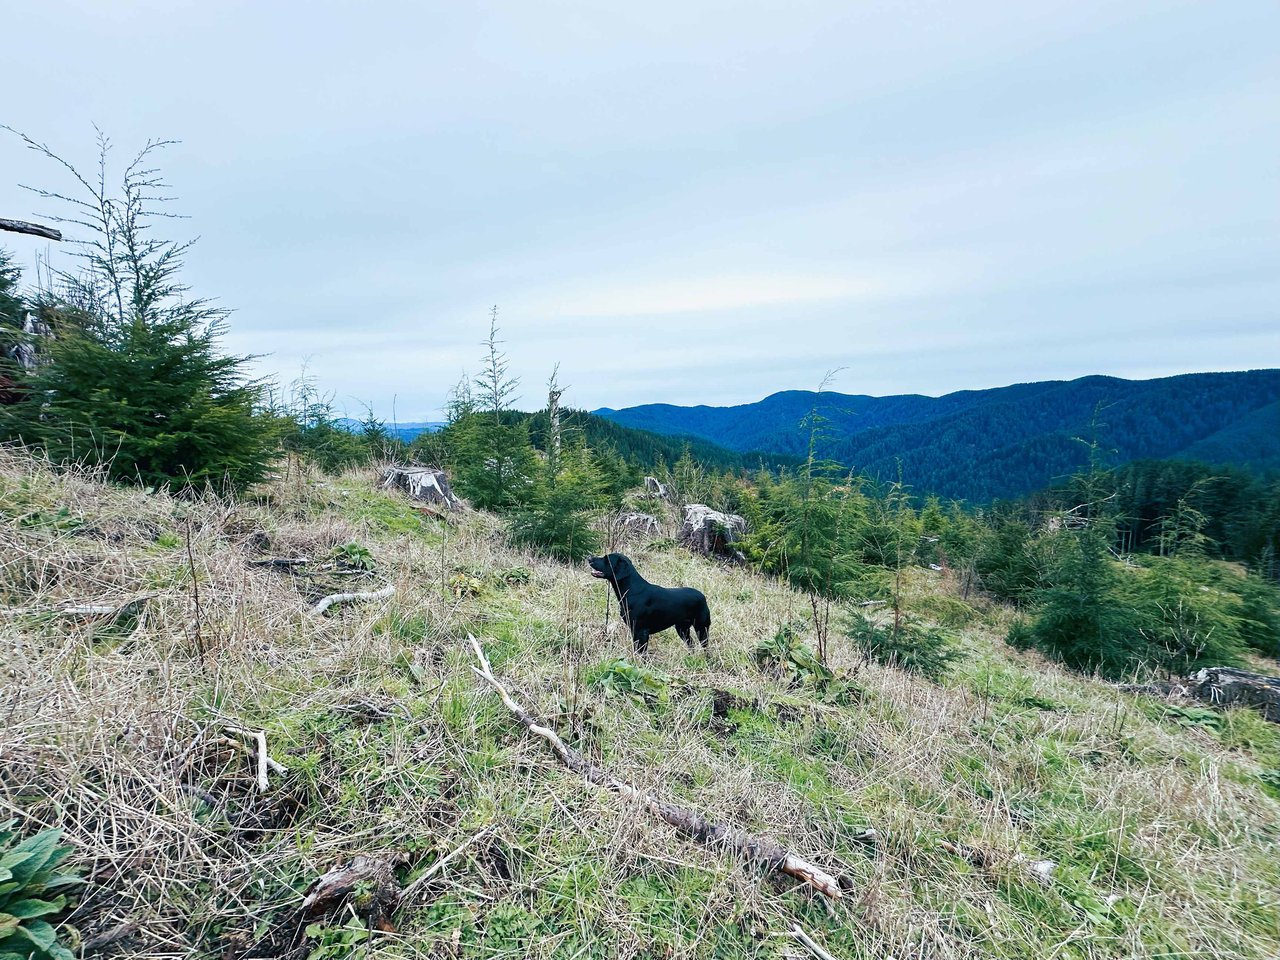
587,553,634,585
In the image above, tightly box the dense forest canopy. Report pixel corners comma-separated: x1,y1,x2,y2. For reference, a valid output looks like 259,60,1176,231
598,371,1280,501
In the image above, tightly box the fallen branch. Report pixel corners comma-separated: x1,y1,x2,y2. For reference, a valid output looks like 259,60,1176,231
248,556,312,567
310,584,395,616
0,594,153,621
466,634,844,899
0,217,62,241
399,827,492,903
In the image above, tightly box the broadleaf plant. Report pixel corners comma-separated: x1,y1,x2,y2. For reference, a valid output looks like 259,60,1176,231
0,820,81,960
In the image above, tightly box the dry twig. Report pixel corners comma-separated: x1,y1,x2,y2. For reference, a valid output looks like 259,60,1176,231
466,634,845,899
790,924,842,960
224,726,286,792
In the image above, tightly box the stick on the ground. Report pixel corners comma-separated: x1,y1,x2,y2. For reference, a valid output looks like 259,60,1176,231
790,924,842,960
399,827,493,903
465,634,844,899
310,584,395,616
0,217,62,241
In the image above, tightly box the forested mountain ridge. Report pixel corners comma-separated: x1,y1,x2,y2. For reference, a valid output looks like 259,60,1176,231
597,370,1280,501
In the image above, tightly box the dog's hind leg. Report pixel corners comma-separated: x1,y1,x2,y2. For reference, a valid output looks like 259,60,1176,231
696,607,711,648
676,623,694,649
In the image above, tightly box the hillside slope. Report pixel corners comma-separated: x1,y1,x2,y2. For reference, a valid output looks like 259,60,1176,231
2,450,1279,959
597,370,1280,500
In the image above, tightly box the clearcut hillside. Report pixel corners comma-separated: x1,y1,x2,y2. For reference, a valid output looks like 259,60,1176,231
3,448,1279,959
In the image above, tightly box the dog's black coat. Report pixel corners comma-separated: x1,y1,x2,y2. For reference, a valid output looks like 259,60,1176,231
588,553,711,654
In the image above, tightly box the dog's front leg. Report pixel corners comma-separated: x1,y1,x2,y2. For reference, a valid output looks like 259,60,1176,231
632,628,650,656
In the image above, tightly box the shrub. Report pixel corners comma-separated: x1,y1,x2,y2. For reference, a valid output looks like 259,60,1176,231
973,520,1045,603
509,441,603,564
509,481,601,563
0,820,81,960
845,615,961,681
1123,558,1249,675
1013,533,1251,678
1,133,274,492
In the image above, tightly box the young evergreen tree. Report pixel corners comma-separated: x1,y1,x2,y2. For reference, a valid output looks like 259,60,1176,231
272,374,370,472
1,131,273,491
359,407,395,460
510,370,603,562
740,374,868,663
0,249,22,334
447,308,538,511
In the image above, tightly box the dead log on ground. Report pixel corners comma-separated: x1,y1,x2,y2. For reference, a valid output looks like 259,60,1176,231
301,852,408,932
1,594,153,621
466,634,844,899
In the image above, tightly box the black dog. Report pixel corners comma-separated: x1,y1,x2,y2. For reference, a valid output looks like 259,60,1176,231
588,553,711,654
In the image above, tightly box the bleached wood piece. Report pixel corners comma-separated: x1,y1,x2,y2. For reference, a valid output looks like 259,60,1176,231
790,925,841,960
310,584,395,616
224,725,288,792
1,594,153,620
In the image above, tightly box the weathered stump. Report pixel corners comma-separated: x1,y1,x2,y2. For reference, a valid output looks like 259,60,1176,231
616,512,662,537
644,476,668,498
679,504,746,558
381,466,462,510
1189,667,1280,723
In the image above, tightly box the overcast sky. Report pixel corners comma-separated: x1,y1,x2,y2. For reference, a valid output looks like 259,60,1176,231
3,1,1277,420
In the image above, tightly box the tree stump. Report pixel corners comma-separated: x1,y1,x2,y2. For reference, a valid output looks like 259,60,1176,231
381,466,462,510
679,504,746,558
644,476,668,498
617,512,662,537
1189,667,1280,723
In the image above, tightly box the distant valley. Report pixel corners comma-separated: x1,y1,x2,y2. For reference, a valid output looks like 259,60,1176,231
596,371,1280,502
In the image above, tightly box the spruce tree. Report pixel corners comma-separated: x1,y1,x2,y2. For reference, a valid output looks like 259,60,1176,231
447,307,537,511
510,370,602,562
1,131,273,491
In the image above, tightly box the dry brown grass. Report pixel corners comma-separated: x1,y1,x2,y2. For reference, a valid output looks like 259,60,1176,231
2,446,1278,959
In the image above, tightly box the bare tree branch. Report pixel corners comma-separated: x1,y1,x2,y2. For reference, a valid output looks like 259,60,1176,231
0,218,62,241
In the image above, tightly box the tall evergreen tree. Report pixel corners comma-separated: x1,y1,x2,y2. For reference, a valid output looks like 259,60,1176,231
1,131,273,491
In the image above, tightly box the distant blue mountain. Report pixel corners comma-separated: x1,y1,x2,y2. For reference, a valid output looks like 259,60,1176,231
596,370,1280,501
336,419,444,442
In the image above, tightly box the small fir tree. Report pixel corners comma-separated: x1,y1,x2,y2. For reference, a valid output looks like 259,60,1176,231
1,130,273,491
